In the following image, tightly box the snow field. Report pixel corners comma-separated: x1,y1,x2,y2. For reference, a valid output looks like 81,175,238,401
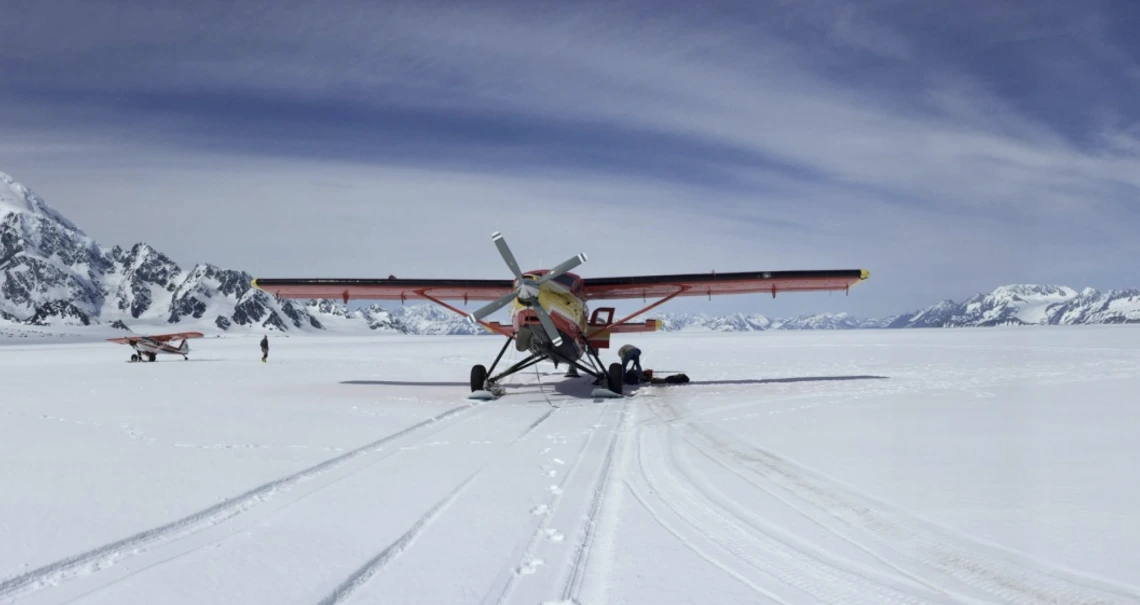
2,327,1140,604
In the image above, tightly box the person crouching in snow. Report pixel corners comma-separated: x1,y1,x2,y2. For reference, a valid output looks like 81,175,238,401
618,344,643,379
260,335,269,363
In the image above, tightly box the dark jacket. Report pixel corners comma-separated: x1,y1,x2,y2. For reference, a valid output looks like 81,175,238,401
260,337,269,351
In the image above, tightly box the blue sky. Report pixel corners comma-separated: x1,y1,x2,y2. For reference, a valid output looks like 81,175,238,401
2,0,1138,318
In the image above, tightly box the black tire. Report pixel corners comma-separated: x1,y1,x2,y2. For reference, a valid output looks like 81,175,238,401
470,364,488,392
607,363,624,395
148,353,157,362
130,353,139,362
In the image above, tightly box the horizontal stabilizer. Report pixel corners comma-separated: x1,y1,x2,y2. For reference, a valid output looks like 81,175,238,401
602,319,662,333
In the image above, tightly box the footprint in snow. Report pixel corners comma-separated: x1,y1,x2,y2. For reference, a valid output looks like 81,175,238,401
543,528,564,542
552,458,565,465
546,469,558,477
514,558,544,576
530,504,549,516
548,485,563,495
540,448,551,454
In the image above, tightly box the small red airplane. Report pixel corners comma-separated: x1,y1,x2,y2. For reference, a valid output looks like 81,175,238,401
252,232,868,397
107,332,204,362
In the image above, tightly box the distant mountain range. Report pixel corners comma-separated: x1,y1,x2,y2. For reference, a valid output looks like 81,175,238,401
650,283,1140,331
2,170,1138,336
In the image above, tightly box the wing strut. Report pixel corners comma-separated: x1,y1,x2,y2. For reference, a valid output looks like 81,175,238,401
585,286,690,338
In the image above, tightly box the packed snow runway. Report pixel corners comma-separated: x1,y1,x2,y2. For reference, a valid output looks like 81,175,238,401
2,327,1140,605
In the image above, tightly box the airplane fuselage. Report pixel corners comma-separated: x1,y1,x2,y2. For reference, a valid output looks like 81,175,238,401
509,270,590,360
130,338,190,357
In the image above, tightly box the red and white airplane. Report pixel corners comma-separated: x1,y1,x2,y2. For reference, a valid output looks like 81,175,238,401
252,232,869,396
107,332,204,362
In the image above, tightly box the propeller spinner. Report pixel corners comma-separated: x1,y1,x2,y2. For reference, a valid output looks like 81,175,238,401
466,232,587,349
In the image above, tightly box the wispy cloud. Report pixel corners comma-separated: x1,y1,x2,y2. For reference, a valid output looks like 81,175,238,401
1,0,1137,317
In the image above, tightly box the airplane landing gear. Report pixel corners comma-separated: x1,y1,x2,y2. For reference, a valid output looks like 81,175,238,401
470,364,488,392
607,363,624,395
130,353,139,362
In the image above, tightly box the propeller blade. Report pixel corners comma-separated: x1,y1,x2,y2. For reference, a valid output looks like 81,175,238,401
491,232,525,281
536,253,588,285
467,290,518,323
532,304,563,348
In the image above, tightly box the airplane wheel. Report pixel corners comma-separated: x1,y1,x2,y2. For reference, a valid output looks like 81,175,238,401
148,353,157,362
607,363,624,395
130,353,139,362
470,364,488,392
515,327,532,352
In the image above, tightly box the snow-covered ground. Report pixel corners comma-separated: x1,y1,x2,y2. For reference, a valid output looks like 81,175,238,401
2,327,1140,605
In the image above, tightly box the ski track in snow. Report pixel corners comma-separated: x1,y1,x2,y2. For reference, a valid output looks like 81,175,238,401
0,402,489,604
315,472,480,605
630,396,936,605
317,405,563,605
555,396,633,604
476,402,616,605
637,392,1140,605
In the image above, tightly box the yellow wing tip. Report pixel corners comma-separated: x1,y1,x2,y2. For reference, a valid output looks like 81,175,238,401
250,278,260,290
861,269,870,279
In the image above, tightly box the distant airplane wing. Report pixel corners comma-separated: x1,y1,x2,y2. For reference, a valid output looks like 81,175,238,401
156,331,205,342
581,270,869,300
250,278,514,302
106,331,204,344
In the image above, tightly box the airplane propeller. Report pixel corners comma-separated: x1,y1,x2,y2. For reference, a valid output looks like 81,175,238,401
467,231,587,348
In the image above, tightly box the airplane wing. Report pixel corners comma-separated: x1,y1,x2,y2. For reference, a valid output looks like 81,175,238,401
106,331,204,344
250,278,515,302
582,269,869,300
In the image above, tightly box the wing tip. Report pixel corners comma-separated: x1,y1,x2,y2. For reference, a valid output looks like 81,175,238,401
859,269,870,280
250,278,260,290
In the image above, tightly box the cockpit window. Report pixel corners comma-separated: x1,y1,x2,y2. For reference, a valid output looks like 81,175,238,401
520,272,581,295
552,274,577,289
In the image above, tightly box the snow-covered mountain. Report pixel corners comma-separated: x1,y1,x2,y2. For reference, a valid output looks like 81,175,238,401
1044,288,1140,325
1,171,329,333
772,312,889,330
644,285,1138,331
887,284,1139,329
3,171,1138,335
653,312,772,332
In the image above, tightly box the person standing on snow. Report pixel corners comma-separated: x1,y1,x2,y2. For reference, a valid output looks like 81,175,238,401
260,335,269,363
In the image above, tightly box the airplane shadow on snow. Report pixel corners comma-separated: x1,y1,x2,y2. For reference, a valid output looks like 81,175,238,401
683,375,889,386
340,375,889,392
